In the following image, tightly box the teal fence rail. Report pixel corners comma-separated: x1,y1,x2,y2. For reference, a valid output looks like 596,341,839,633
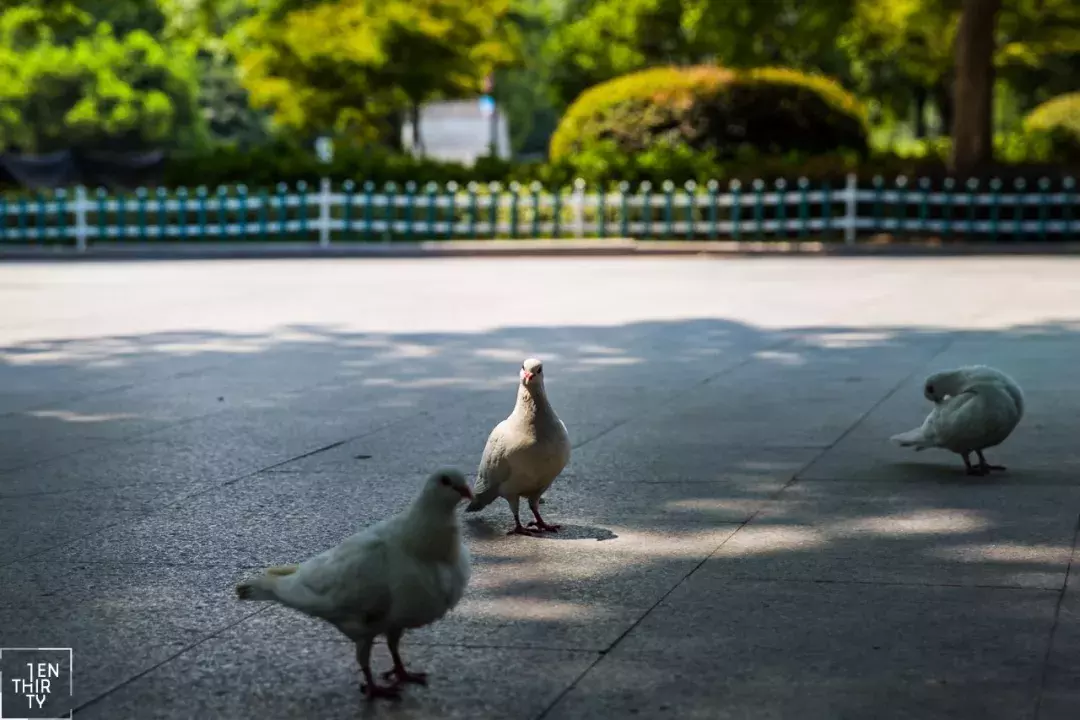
1,174,1078,250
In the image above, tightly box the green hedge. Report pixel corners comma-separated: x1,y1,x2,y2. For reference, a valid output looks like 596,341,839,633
1024,93,1080,161
549,65,870,177
162,142,533,189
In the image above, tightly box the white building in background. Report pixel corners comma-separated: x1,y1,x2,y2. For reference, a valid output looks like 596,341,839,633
401,99,511,165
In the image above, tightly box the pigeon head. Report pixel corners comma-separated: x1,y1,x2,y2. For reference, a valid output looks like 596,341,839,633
423,468,473,506
924,369,965,403
520,358,544,387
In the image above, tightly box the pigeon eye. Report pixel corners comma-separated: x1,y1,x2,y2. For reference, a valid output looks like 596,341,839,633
927,385,934,394
440,475,451,486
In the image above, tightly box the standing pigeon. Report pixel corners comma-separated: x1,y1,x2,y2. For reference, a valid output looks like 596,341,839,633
891,365,1024,475
467,358,571,536
235,469,473,700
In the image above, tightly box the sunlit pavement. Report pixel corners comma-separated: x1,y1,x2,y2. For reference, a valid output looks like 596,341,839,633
1,256,1078,719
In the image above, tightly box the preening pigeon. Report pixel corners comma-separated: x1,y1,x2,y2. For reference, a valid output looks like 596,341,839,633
235,469,473,700
891,365,1024,475
467,358,571,536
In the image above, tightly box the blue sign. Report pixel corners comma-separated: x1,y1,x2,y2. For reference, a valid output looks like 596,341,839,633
479,95,495,117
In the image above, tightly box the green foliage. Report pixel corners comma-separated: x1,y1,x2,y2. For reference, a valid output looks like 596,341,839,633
1023,92,1080,160
839,0,1080,132
549,66,869,178
0,8,202,152
158,140,1067,194
493,0,562,155
545,0,855,108
231,0,521,142
162,141,559,189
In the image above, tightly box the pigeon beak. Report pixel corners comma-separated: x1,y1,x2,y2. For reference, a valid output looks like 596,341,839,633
459,486,474,501
523,372,534,383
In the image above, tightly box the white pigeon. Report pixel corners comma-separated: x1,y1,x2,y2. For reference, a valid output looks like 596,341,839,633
891,365,1024,475
235,469,473,700
467,357,571,536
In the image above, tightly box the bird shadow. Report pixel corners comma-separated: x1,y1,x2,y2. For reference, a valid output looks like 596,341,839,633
463,517,618,541
885,459,1015,486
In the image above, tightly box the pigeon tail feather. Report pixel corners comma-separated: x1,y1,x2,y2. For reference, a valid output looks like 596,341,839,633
235,563,299,601
890,426,932,450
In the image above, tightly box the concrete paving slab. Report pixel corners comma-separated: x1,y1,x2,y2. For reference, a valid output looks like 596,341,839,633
72,628,595,720
1039,693,1080,720
0,562,258,707
797,363,1080,485
570,430,823,485
572,336,949,453
1040,569,1080,711
0,482,208,565
702,481,1080,589
28,470,427,566
5,256,1080,717
547,579,1056,720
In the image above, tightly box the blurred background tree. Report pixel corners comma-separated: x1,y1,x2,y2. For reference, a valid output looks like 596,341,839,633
229,0,521,151
0,0,201,152
0,0,1075,182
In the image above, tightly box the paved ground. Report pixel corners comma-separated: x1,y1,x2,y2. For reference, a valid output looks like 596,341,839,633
1,256,1079,719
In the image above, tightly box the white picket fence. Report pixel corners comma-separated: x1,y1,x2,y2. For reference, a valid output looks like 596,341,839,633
1,174,1078,251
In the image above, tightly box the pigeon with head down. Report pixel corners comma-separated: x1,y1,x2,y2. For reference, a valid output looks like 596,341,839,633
891,365,1024,476
467,358,571,536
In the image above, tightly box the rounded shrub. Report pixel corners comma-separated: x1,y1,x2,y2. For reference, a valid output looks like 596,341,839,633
1023,92,1080,161
549,65,870,170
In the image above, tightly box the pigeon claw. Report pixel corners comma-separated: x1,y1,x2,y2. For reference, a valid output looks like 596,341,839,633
383,668,428,686
508,525,541,537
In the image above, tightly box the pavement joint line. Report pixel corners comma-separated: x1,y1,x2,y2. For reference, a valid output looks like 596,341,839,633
1,342,754,570
1033,511,1080,719
0,348,451,476
532,340,963,719
531,501,774,719
0,358,234,421
567,335,800,453
0,381,141,420
0,409,438,569
72,605,273,713
790,334,960,484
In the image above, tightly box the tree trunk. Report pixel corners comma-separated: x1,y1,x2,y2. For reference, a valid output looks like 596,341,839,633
934,78,953,136
913,86,928,139
949,0,1001,174
409,103,424,157
379,110,404,152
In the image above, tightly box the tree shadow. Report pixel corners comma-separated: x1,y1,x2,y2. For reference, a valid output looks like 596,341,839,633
0,316,1077,719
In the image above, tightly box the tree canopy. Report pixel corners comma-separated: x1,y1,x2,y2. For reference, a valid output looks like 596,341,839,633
544,0,854,107
0,0,1076,168
0,0,201,152
230,0,521,144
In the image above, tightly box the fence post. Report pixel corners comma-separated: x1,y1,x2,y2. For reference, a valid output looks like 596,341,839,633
843,172,858,245
318,177,332,247
572,178,586,238
74,185,89,252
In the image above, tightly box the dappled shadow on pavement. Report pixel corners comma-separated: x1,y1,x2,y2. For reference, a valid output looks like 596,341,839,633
0,316,1078,720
